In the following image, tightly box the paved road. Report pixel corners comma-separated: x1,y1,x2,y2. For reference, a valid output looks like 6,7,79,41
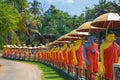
0,59,42,80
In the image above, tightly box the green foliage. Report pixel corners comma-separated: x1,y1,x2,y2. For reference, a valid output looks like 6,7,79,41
4,0,29,12
42,5,78,43
0,3,20,49
29,0,42,16
1,0,120,47
84,0,120,21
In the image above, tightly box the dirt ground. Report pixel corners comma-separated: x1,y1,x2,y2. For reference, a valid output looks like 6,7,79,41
0,59,42,80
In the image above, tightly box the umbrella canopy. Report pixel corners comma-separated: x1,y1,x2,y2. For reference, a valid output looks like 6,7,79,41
46,42,57,47
14,45,19,49
49,41,70,46
40,45,46,49
28,46,33,49
68,29,90,37
57,34,80,41
9,45,14,48
3,45,6,48
91,13,120,28
77,21,105,32
6,45,11,48
55,41,70,44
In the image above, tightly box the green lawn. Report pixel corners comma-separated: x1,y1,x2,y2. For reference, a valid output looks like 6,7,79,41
29,62,64,80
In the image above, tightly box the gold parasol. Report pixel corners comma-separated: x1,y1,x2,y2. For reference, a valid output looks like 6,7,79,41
48,40,70,47
68,29,90,37
77,21,105,32
91,12,120,28
57,34,80,41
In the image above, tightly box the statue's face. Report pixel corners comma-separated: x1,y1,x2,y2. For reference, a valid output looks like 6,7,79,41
64,44,67,48
77,40,82,45
75,40,82,45
88,36,94,43
70,44,73,48
106,34,115,42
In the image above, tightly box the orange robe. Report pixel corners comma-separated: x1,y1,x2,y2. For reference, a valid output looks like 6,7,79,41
76,45,84,77
63,48,67,65
86,42,99,79
29,51,32,60
48,52,51,63
3,49,6,57
41,52,44,61
51,52,53,64
44,52,46,61
10,49,13,58
7,49,10,57
6,49,8,57
56,52,59,65
24,51,27,60
15,50,18,59
52,52,55,64
68,49,74,67
19,50,22,59
34,52,37,61
42,52,45,61
59,52,63,68
68,49,74,73
38,52,41,61
46,52,48,62
59,51,63,64
104,42,120,80
3,49,7,57
9,49,12,57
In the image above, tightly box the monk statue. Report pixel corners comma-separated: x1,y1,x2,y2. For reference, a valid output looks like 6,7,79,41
62,44,68,71
67,43,75,76
58,47,64,69
55,48,59,66
100,32,120,80
50,48,54,65
84,36,99,80
34,48,37,61
75,40,84,79
28,47,32,61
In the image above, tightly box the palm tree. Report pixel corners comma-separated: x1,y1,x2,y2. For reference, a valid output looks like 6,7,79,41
29,0,42,17
17,10,41,45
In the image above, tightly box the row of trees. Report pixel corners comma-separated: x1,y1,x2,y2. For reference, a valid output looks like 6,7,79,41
0,0,120,49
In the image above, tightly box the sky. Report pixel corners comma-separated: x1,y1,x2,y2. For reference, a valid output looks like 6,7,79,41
28,0,114,16
46,0,99,16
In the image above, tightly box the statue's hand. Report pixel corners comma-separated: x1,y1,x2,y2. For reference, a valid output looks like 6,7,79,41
90,49,95,53
99,62,105,75
74,59,77,65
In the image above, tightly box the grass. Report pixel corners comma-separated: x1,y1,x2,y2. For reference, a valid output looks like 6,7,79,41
29,62,65,80
1,57,72,80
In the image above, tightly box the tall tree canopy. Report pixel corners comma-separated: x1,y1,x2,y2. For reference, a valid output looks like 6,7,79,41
0,3,20,48
0,0,120,49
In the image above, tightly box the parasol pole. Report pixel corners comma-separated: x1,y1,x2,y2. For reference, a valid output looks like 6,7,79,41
105,21,111,37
